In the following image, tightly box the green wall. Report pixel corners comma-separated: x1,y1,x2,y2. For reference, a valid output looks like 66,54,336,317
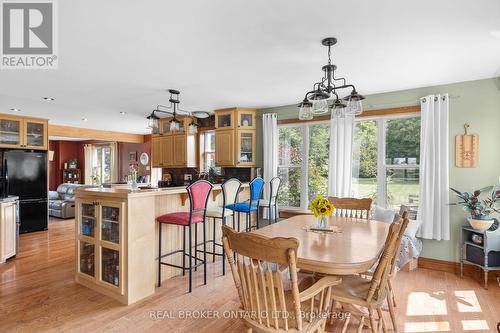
257,77,500,262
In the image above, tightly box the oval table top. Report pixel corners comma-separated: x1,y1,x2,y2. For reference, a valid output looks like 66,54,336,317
253,215,390,275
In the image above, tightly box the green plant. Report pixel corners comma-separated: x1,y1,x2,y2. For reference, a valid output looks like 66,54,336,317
450,186,500,219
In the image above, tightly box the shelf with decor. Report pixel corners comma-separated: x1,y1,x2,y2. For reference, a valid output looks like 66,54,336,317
63,168,81,184
214,108,256,167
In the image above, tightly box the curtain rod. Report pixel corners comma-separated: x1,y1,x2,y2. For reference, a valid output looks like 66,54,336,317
365,94,460,110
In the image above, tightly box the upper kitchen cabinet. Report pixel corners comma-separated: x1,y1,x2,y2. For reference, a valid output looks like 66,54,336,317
214,108,256,167
0,114,48,150
151,116,197,168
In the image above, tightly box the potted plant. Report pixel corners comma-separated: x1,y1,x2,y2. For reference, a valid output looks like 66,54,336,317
450,186,500,231
309,195,335,228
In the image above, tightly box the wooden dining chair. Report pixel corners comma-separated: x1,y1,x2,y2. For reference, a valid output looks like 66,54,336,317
330,219,404,333
328,197,372,220
222,225,342,333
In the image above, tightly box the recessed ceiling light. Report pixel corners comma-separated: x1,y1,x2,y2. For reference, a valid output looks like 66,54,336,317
43,97,55,101
120,111,127,115
81,118,88,122
10,108,21,112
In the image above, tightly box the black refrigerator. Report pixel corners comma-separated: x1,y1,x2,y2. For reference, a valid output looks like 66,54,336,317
0,150,48,233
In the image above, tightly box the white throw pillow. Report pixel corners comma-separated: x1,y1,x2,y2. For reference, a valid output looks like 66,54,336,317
372,205,396,224
404,219,422,239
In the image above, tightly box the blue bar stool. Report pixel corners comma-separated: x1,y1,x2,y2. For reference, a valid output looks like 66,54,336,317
225,177,264,232
258,177,281,225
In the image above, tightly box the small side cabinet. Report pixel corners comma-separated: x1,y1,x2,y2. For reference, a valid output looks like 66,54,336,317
460,224,500,289
0,200,17,264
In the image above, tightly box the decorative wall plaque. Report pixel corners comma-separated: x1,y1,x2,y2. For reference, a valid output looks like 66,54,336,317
455,124,479,168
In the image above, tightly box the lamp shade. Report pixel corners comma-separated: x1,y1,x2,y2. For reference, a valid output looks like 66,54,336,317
298,100,313,120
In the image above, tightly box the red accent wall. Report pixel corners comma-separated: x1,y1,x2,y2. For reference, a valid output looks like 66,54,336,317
49,137,152,190
48,140,85,191
118,137,151,182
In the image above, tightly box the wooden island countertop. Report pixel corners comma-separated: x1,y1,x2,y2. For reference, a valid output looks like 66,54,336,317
74,184,250,305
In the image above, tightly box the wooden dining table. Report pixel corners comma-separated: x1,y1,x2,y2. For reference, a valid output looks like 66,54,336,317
253,215,391,276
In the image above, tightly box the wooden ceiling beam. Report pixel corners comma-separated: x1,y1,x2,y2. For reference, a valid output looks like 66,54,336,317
48,124,145,143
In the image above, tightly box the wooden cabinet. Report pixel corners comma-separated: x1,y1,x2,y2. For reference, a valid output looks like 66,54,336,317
236,130,256,166
151,134,196,168
214,108,256,167
150,116,198,168
215,129,235,166
76,199,125,295
0,200,17,264
0,114,48,150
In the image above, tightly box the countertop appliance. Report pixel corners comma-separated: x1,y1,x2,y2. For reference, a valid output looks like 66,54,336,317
0,150,48,233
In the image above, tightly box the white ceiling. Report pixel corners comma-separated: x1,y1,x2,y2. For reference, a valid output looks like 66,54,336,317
1,0,500,134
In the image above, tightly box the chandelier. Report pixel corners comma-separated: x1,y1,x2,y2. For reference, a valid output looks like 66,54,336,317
298,37,365,120
147,89,210,134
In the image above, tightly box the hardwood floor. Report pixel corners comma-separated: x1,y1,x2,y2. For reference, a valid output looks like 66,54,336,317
0,218,499,332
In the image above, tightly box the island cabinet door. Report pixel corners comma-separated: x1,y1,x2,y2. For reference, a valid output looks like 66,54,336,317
76,200,98,280
97,200,125,295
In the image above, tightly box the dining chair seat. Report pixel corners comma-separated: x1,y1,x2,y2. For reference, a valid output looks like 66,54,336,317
226,202,258,213
330,274,374,306
157,212,204,225
205,207,234,218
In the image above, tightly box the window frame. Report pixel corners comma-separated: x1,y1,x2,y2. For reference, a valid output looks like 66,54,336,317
278,120,329,210
354,113,420,209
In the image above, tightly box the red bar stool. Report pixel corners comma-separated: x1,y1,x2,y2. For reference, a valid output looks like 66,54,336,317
156,180,213,293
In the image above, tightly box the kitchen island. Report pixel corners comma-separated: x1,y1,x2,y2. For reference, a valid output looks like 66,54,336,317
74,185,249,305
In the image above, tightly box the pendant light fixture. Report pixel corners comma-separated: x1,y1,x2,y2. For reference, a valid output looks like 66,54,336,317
298,37,365,120
146,89,210,134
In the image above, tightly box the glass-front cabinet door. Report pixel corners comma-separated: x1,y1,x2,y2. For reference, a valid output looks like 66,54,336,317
215,109,234,129
98,201,124,294
77,200,97,279
237,130,255,166
24,119,47,149
237,109,256,129
0,117,22,148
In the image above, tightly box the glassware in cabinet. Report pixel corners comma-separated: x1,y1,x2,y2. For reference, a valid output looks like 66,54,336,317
79,241,95,277
239,132,254,163
25,121,45,147
0,118,21,146
101,205,120,244
101,248,120,287
80,203,96,237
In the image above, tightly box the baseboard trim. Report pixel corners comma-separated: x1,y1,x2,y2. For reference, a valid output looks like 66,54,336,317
418,257,499,282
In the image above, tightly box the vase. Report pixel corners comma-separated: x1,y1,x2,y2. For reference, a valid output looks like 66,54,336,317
316,215,328,229
468,217,494,231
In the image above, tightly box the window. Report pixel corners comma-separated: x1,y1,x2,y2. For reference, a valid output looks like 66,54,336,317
278,122,329,208
200,131,220,174
353,115,421,211
93,145,112,184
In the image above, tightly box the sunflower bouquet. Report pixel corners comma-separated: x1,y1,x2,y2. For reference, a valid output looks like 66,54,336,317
310,195,335,218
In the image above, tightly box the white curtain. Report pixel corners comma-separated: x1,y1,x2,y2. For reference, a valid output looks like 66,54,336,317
418,94,450,240
328,114,355,197
84,144,93,185
262,113,278,210
109,142,119,183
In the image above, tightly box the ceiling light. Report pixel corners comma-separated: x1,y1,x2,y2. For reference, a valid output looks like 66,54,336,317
81,118,88,122
10,108,21,112
146,89,211,133
43,97,55,101
120,111,127,115
299,37,364,119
